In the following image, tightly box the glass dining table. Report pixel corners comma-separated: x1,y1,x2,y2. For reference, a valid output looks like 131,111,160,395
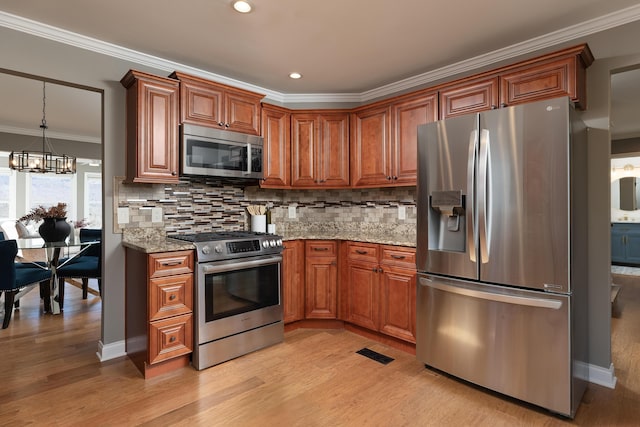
17,235,100,314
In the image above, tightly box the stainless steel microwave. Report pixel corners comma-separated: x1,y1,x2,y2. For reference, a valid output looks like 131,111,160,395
181,124,264,180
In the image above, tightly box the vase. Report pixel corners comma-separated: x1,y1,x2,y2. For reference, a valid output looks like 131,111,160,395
38,217,72,243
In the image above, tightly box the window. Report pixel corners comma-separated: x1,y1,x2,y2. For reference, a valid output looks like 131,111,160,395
27,173,77,220
84,172,102,228
0,168,16,221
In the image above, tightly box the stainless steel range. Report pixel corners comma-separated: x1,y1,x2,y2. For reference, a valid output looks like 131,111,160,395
168,231,284,370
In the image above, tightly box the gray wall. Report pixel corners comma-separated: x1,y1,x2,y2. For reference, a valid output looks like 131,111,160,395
2,23,640,372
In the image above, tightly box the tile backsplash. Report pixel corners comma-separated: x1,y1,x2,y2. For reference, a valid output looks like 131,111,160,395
114,177,416,236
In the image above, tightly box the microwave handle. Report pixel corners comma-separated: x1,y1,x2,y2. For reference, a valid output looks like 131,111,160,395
245,143,253,176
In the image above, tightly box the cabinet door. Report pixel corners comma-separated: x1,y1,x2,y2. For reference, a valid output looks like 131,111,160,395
305,256,338,319
625,228,640,264
122,70,179,183
351,105,392,187
392,93,438,185
347,260,379,330
291,114,318,187
379,266,416,343
224,88,262,135
318,113,350,187
261,104,291,188
179,78,224,128
148,313,193,365
611,228,626,264
500,57,577,108
282,240,305,323
305,241,338,319
439,77,499,119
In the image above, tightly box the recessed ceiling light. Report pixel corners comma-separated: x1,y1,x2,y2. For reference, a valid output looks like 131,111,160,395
233,1,252,13
289,72,302,79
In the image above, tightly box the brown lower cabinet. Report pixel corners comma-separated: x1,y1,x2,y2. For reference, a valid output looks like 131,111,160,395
304,240,339,319
125,248,194,378
282,240,305,323
282,239,416,345
346,242,416,343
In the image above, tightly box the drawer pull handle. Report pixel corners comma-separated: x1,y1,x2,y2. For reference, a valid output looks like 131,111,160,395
169,294,176,301
313,247,329,251
169,336,176,343
391,255,406,259
162,261,182,266
355,250,368,254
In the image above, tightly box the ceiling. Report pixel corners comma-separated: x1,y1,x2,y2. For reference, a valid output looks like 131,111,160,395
1,0,640,140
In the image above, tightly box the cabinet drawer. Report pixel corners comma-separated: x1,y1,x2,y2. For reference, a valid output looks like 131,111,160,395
347,242,378,263
149,251,194,278
380,246,416,269
306,241,337,257
148,313,193,365
149,274,193,321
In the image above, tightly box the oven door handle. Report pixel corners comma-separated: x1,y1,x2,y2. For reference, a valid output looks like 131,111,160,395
201,255,282,274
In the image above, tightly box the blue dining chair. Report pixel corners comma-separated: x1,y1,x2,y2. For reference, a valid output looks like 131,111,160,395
57,229,102,309
0,239,52,329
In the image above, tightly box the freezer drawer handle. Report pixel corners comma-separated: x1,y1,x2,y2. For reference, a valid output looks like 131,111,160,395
420,277,562,309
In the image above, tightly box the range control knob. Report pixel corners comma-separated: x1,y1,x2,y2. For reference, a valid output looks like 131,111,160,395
269,240,276,247
201,245,211,255
262,240,269,248
276,239,283,247
214,245,222,253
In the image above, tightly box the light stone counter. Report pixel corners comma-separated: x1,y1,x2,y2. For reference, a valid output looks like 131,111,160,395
121,220,416,252
122,227,194,253
280,221,416,247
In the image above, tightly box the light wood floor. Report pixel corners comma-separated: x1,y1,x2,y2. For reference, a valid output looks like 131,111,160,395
2,279,639,426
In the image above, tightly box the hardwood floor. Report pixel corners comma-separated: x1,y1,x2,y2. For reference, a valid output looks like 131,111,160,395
2,279,639,426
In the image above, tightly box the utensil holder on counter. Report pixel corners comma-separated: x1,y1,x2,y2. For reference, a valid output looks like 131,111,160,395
250,215,267,233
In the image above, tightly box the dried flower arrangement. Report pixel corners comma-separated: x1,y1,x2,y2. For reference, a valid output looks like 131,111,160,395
19,202,68,223
72,218,88,229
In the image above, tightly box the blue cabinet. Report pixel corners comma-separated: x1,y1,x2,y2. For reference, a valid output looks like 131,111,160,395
611,223,640,265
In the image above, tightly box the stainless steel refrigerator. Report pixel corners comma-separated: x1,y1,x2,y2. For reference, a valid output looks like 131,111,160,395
416,96,588,418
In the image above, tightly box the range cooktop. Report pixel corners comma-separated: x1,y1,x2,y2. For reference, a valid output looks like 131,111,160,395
167,231,283,262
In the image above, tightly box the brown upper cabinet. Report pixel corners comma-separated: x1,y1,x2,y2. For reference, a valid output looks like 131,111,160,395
261,104,291,188
169,71,264,135
351,91,437,187
121,70,180,184
291,111,350,188
440,44,593,119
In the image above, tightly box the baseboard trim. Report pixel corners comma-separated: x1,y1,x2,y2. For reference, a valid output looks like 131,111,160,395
584,362,617,389
97,339,126,362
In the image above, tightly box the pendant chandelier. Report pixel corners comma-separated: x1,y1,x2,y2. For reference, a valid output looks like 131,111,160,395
9,81,76,174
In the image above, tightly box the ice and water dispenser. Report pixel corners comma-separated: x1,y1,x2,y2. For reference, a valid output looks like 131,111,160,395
429,190,466,252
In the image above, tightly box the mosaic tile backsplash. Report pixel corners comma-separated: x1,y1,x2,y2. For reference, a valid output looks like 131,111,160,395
114,177,417,243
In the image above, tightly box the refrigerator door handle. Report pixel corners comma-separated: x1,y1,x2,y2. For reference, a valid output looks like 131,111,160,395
467,130,478,263
419,277,563,309
478,128,490,263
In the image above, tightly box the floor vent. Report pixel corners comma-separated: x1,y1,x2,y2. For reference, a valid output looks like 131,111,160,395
356,348,394,365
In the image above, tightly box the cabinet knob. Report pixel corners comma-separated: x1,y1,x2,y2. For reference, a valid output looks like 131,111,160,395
393,176,398,180
169,336,176,343
373,267,378,272
218,122,224,127
500,103,508,108
171,171,177,176
225,123,230,128
386,176,392,180
169,294,176,301
491,105,498,110
355,250,368,255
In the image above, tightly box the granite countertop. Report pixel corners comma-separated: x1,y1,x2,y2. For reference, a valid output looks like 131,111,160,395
280,221,416,247
122,227,194,253
121,221,416,253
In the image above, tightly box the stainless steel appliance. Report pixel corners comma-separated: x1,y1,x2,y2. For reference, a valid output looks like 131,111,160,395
168,231,283,370
416,97,588,417
181,124,263,180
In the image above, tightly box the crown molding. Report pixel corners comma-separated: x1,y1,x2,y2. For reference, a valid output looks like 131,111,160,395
0,124,101,144
2,4,640,105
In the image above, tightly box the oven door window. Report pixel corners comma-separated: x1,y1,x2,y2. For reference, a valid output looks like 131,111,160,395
204,263,279,322
186,138,248,172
